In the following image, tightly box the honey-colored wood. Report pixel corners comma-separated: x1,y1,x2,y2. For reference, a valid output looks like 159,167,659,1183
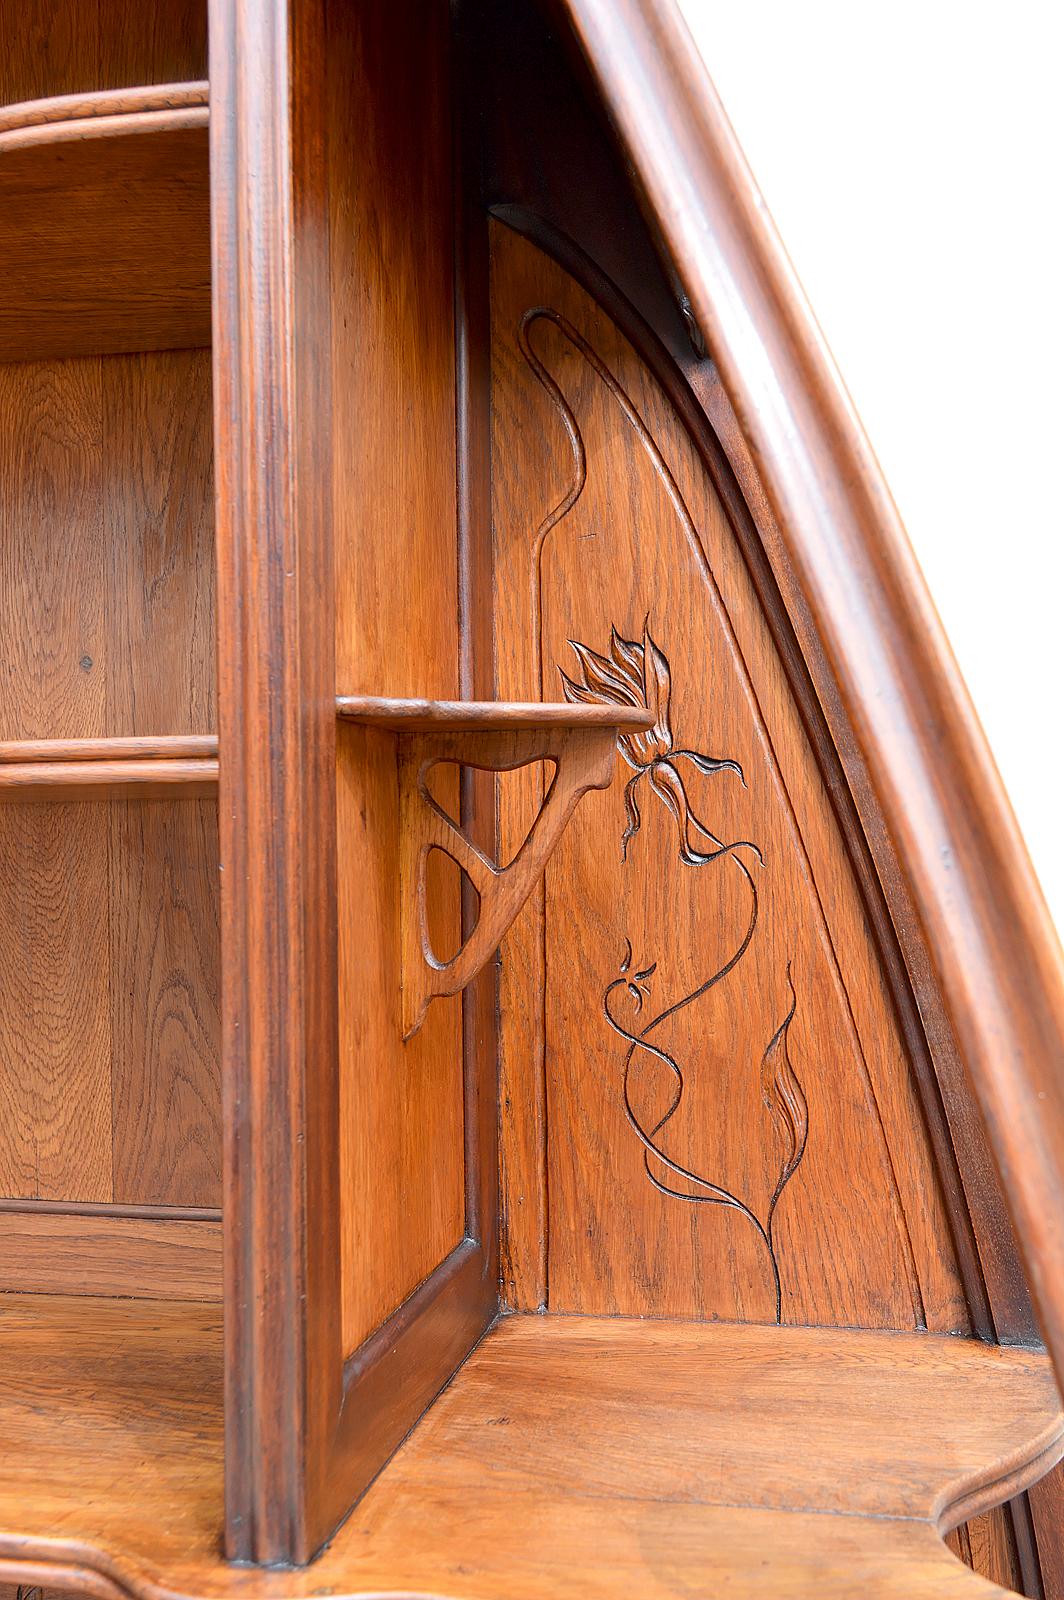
559,0,1064,1404
401,721,643,1038
491,222,969,1333
328,0,474,1363
0,738,217,763
0,129,209,362
0,799,220,1213
0,352,215,740
0,330,221,1262
109,800,221,1208
0,85,208,154
338,699,653,1037
0,1304,1059,1600
0,0,207,106
0,1213,220,1299
337,697,654,731
0,758,218,802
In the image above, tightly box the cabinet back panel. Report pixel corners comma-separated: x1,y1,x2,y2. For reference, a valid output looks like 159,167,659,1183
0,337,220,1239
0,0,207,106
0,797,220,1209
0,351,215,740
328,0,466,1357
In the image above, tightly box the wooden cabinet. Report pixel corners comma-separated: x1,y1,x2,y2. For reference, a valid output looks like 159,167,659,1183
1,0,1063,1596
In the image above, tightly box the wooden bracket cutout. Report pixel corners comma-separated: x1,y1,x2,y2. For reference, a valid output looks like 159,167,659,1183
335,699,653,1038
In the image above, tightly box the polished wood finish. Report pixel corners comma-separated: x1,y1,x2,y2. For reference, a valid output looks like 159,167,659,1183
0,1213,220,1299
0,0,207,105
2,0,1063,1588
0,1305,1059,1599
0,762,217,802
337,696,654,731
490,222,968,1334
339,699,652,1037
211,0,341,1559
0,84,208,152
0,798,220,1209
327,0,474,1370
0,351,215,740
399,718,644,1037
0,738,218,801
559,0,1064,1402
0,130,209,362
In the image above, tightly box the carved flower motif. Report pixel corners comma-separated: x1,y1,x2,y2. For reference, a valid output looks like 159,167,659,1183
560,623,746,864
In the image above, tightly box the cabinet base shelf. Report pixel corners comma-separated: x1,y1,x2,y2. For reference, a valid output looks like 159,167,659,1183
0,1302,1059,1599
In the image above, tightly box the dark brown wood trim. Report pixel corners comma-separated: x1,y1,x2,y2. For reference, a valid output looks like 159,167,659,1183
211,0,341,1563
324,1242,497,1539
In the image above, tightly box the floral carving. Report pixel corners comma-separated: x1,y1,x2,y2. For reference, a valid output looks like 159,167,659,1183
560,622,747,864
606,951,802,1322
562,623,807,1324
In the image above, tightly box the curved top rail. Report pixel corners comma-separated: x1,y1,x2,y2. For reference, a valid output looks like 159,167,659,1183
561,0,1064,1384
0,82,208,154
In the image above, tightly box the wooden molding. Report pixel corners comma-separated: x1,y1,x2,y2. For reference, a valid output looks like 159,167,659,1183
0,82,209,154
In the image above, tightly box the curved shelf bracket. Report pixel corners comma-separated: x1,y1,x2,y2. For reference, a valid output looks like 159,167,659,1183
336,698,653,1038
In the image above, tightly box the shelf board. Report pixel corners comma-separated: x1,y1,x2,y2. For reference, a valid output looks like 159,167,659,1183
0,88,210,362
0,1306,1058,1598
336,695,654,733
0,736,218,801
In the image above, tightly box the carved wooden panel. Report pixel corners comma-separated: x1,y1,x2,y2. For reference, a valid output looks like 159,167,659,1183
491,221,969,1335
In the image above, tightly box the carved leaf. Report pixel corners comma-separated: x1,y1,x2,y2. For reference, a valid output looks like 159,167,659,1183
642,623,673,753
565,638,642,708
609,626,645,699
761,980,806,1192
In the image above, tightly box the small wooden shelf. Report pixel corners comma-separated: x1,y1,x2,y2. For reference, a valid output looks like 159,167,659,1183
0,1304,1058,1598
0,84,210,361
336,695,655,732
337,697,652,1036
0,736,218,801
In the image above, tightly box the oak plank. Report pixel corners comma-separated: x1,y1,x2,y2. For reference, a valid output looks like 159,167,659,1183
0,1213,221,1299
0,1308,1058,1600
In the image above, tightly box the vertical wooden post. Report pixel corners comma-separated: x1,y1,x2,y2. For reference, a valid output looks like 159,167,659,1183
210,0,342,1563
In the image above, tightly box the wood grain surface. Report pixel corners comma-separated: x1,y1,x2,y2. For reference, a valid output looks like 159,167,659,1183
336,697,654,731
0,129,210,362
0,86,208,156
0,0,207,106
490,222,968,1335
0,1212,220,1299
558,0,1064,1417
0,352,215,741
327,0,467,1358
0,342,220,1251
0,1304,1059,1600
0,799,220,1210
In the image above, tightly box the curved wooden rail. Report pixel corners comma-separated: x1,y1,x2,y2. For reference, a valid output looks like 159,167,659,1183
560,0,1064,1391
0,83,208,154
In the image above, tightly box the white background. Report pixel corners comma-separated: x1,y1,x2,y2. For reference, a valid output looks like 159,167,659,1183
676,0,1064,936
